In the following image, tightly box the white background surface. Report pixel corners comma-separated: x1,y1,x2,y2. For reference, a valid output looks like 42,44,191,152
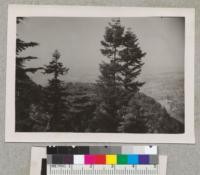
5,5,195,143
0,0,200,175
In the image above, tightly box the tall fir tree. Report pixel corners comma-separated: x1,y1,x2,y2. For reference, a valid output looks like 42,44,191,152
93,19,125,132
16,17,42,131
93,18,146,132
119,28,146,97
117,28,146,132
43,50,70,131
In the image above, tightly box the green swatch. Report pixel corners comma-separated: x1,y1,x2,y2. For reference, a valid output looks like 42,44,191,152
117,155,128,164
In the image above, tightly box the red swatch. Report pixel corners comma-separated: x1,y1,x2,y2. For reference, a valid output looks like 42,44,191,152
95,155,106,164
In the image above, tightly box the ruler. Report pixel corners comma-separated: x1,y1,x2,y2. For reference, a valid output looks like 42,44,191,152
47,164,159,175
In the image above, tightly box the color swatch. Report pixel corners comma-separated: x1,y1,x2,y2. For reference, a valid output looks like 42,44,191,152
47,154,157,165
47,146,158,165
47,145,157,155
106,154,117,164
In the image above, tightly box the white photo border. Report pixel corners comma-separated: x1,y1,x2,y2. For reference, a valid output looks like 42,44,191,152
5,5,195,143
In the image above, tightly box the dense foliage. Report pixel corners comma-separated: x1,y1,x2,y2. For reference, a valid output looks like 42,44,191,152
16,17,43,131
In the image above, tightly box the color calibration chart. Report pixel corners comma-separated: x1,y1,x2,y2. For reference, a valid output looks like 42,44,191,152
46,146,159,175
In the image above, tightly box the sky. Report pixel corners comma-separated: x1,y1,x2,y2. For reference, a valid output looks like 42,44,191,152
17,17,185,85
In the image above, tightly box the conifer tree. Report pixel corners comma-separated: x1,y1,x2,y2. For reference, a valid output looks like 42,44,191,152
117,27,146,132
16,17,41,77
16,17,42,131
119,29,146,98
93,18,146,132
43,50,69,131
93,19,125,132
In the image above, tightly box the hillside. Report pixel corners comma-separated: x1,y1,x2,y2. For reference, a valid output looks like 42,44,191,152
18,81,184,133
141,71,184,123
65,82,184,133
123,92,184,133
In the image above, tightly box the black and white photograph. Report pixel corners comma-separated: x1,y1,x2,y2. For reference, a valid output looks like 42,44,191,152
6,5,195,142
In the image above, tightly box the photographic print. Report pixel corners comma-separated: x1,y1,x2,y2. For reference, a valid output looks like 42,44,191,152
6,5,195,143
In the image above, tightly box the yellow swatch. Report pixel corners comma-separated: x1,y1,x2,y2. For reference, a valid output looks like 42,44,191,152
106,154,117,164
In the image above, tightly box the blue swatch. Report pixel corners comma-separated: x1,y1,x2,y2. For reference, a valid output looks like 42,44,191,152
127,155,139,164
